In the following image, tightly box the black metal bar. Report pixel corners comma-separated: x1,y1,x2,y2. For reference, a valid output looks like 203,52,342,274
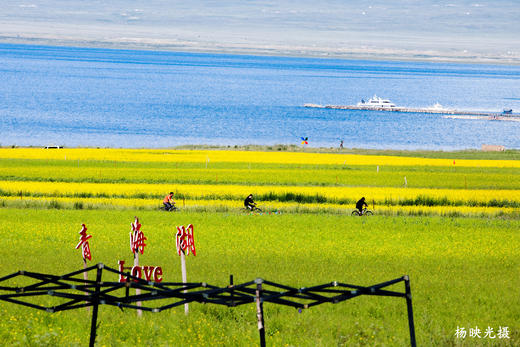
0,290,58,299
153,300,192,311
52,302,93,312
255,279,266,347
103,301,156,312
209,291,253,304
329,282,368,290
371,277,406,290
0,266,415,346
89,264,103,347
53,303,93,312
404,276,416,347
0,271,23,283
125,281,130,299
260,279,298,292
303,287,353,295
261,296,304,309
365,289,406,298
62,263,100,278
230,274,234,306
0,297,51,311
19,265,99,291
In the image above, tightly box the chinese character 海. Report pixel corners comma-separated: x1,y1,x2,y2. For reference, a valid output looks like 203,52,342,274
75,223,92,261
130,217,147,254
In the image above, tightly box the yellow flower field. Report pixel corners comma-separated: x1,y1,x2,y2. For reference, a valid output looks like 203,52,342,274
1,148,519,217
1,180,519,204
1,148,519,168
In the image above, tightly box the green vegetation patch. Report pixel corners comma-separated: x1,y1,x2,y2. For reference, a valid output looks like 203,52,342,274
0,209,518,346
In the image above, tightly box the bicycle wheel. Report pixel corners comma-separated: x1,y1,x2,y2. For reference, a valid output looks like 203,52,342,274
365,210,373,216
351,210,360,216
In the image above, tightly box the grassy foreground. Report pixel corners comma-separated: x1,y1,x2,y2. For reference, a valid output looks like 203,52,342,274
0,209,518,346
0,147,519,345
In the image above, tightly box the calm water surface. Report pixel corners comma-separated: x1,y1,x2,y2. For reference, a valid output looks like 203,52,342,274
1,44,519,150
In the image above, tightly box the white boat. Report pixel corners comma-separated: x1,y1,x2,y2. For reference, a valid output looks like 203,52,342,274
425,103,450,111
357,95,397,108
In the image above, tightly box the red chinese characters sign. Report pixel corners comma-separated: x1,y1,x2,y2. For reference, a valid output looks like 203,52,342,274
75,224,92,261
176,224,196,256
130,217,147,255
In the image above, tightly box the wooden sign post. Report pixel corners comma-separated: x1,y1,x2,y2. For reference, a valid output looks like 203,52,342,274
175,224,196,315
180,249,187,314
130,217,147,317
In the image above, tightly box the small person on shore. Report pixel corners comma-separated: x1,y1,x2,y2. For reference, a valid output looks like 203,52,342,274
339,140,344,149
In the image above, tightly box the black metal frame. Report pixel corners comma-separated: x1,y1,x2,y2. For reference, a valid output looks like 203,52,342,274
0,263,416,346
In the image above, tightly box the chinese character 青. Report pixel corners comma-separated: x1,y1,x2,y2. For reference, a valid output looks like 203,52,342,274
75,223,92,261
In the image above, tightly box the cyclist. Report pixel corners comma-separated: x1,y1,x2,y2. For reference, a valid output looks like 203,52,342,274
163,192,175,211
244,194,257,211
356,197,368,215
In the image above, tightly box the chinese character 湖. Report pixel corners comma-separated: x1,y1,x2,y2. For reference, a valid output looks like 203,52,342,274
176,224,196,256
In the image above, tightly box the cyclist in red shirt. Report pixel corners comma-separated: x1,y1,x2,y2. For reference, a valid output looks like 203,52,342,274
163,192,175,211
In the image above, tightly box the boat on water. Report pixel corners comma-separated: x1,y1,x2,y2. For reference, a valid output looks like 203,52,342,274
304,97,518,119
425,103,453,112
357,95,397,108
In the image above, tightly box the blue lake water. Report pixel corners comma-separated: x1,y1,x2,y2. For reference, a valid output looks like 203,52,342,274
1,43,519,150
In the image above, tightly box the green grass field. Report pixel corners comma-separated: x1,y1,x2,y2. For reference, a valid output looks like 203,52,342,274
0,209,518,346
0,148,519,346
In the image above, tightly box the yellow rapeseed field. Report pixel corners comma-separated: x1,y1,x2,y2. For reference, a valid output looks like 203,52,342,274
1,148,519,168
1,180,519,205
1,148,519,217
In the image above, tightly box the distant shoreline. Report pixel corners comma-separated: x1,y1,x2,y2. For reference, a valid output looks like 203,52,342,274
2,145,519,159
2,38,519,66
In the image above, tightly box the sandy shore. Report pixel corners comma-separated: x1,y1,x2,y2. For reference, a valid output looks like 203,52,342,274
1,35,519,65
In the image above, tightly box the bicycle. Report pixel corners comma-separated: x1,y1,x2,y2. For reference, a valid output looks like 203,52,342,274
351,207,373,216
245,205,262,212
160,204,178,212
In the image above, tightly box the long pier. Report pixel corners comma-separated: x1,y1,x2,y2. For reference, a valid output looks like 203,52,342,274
303,103,519,120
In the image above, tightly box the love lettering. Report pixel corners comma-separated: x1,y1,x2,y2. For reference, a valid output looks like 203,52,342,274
118,260,163,283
